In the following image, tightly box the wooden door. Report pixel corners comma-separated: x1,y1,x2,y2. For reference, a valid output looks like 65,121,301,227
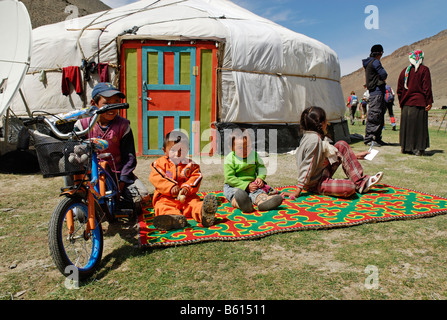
142,46,196,155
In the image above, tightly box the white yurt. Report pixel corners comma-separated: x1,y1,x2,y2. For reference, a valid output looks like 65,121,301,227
6,0,348,156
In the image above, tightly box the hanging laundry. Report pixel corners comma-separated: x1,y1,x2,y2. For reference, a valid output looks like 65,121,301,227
62,66,83,95
81,60,97,82
98,63,109,82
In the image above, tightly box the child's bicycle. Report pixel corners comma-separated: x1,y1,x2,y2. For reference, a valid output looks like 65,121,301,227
24,103,130,280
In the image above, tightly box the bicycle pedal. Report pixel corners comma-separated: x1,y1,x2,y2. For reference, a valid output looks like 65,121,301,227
114,209,134,218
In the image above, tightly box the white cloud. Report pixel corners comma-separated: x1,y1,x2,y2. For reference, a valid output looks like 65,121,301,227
231,0,258,12
264,8,292,23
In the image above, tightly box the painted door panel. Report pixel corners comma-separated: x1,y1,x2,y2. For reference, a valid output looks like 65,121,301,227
142,46,196,155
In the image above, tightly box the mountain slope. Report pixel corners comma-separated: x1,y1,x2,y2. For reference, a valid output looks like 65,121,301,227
21,0,110,29
341,29,447,108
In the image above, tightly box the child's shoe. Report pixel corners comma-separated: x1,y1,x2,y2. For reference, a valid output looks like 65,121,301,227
257,195,283,211
153,214,187,231
232,189,254,213
201,194,218,227
359,172,384,194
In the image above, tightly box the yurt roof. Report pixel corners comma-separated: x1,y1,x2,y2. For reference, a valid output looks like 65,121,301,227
12,0,345,123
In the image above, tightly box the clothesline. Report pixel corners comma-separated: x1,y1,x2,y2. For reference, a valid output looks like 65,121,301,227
24,62,119,105
27,63,118,75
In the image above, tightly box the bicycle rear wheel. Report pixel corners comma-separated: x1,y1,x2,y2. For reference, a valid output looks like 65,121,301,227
48,197,103,280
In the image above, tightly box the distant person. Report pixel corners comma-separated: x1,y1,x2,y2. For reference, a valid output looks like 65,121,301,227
346,91,358,125
361,84,369,125
384,84,397,131
362,44,388,146
397,50,433,156
283,106,384,199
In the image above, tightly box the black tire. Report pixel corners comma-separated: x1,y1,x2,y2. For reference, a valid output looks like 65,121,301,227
48,197,103,280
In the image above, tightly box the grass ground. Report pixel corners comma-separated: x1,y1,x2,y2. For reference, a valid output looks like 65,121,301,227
1,108,447,300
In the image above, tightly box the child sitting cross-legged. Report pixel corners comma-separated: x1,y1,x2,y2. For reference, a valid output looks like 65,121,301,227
149,131,218,230
223,128,283,213
283,106,384,199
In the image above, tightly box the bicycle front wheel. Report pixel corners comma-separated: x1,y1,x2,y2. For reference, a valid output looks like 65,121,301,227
48,197,103,280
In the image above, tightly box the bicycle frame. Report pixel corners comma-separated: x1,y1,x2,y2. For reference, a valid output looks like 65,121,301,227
24,102,130,279
62,142,119,240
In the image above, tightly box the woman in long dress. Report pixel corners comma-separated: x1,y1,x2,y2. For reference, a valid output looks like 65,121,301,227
397,50,433,156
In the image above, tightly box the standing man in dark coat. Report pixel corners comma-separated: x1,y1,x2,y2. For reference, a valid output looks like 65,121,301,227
362,44,388,146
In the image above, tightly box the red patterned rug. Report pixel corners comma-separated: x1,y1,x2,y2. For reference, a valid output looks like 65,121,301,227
138,185,447,248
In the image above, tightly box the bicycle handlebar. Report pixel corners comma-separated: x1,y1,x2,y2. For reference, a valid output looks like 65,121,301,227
95,103,129,114
23,103,130,140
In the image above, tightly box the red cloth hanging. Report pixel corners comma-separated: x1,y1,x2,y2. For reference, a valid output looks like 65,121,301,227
62,66,83,95
98,63,109,82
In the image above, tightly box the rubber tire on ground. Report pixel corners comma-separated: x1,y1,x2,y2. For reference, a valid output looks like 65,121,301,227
48,197,103,281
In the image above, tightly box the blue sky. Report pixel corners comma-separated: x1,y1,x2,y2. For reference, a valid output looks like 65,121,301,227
100,0,447,76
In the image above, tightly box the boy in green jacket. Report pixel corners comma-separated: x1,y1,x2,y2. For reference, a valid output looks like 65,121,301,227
223,128,283,213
